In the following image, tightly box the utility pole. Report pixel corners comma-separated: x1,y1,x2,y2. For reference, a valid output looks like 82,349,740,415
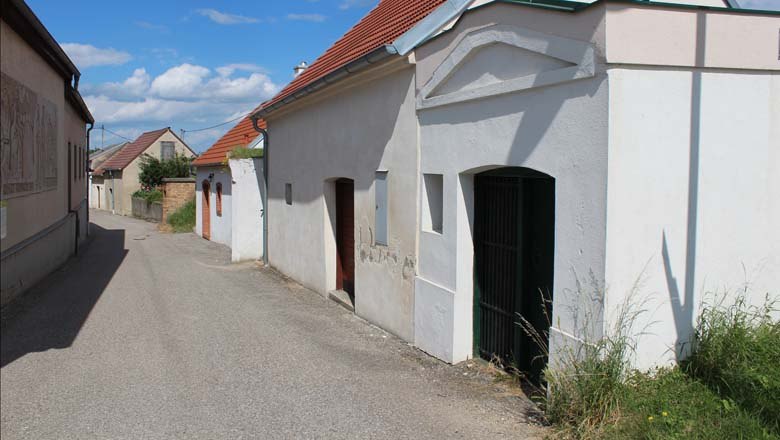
101,124,104,149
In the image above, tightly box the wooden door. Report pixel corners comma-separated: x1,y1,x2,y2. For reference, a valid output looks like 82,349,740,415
335,179,355,297
202,180,211,240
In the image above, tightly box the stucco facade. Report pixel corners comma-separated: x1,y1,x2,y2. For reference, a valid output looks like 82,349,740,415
0,5,93,305
256,0,778,372
228,158,265,263
412,1,779,368
265,60,419,341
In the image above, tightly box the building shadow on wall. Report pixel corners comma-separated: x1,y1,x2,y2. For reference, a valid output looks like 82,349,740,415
0,223,127,368
660,11,706,362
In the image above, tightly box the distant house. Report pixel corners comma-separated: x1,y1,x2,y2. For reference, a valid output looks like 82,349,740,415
92,128,196,216
88,142,126,210
0,0,94,305
252,0,778,376
193,116,265,262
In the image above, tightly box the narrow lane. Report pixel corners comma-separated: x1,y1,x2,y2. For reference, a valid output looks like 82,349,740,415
1,210,543,439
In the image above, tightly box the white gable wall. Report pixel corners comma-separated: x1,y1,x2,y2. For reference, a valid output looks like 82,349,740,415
412,2,609,363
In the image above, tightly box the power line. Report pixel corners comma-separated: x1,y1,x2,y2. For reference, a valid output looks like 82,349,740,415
181,111,252,134
101,127,134,142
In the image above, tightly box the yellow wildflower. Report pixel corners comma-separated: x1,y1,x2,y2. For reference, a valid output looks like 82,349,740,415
662,411,669,417
648,416,654,422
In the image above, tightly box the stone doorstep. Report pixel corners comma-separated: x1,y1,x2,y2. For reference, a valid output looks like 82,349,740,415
328,290,355,312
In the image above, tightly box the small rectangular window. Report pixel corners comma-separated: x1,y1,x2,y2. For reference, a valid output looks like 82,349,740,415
422,173,443,234
285,183,292,205
375,171,388,245
161,141,175,160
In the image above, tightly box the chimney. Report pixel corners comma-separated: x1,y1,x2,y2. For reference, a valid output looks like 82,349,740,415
293,61,308,78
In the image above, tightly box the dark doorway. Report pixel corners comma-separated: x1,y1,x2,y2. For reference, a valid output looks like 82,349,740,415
473,168,554,382
335,178,355,301
202,180,211,240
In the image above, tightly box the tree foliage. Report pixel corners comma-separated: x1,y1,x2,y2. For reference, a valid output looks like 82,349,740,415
137,153,192,190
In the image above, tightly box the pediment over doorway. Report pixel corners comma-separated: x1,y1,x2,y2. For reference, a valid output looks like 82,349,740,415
418,24,596,110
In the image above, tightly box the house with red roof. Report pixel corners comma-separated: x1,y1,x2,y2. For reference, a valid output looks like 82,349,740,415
250,0,778,376
192,115,265,261
92,127,196,216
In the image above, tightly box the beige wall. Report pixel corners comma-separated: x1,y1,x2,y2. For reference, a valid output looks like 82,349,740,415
115,130,195,216
0,19,87,251
605,4,780,70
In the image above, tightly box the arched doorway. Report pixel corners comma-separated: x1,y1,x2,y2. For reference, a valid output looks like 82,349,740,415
202,180,211,240
473,167,554,382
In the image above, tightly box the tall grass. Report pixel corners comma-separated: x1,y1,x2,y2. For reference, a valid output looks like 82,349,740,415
533,289,779,439
684,295,780,434
167,199,195,232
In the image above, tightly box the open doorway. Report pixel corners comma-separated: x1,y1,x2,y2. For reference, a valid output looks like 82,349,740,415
473,168,554,383
335,178,355,304
202,180,211,240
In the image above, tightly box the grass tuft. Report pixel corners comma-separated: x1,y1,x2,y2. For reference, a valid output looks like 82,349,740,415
167,199,195,233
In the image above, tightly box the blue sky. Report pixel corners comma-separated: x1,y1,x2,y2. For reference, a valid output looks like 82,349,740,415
29,0,780,152
28,0,378,152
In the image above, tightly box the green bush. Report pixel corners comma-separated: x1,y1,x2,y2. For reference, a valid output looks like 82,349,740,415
228,146,263,159
167,199,195,233
138,153,192,189
132,189,163,203
684,295,780,434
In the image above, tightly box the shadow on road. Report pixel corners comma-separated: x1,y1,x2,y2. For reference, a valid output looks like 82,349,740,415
1,223,127,368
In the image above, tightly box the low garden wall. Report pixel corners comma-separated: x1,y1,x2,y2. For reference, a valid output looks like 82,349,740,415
131,197,163,222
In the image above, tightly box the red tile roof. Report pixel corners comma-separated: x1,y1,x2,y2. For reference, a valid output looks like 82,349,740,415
261,0,446,111
192,116,265,166
95,127,170,174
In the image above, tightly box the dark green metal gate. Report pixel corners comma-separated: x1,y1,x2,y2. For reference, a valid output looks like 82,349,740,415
473,169,554,381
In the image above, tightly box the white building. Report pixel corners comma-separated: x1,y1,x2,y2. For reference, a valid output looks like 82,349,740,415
194,116,265,262
252,0,779,375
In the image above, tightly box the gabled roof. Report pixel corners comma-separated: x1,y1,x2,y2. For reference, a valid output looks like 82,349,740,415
259,0,446,115
192,116,265,167
95,128,174,174
89,142,127,171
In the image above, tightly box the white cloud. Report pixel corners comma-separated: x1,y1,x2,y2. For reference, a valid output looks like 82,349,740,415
85,68,150,98
738,0,780,10
150,64,211,98
287,13,327,22
195,8,259,24
61,43,132,68
338,0,374,10
83,62,279,125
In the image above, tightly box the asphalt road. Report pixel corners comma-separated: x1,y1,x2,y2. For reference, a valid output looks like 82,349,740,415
1,211,544,439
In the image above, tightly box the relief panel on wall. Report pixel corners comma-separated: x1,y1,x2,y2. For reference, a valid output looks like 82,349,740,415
0,72,59,198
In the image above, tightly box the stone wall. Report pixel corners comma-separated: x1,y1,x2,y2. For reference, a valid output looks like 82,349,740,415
161,178,195,227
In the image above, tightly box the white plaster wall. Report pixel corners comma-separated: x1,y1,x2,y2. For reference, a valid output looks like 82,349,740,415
605,68,780,369
228,158,264,262
413,3,609,363
195,166,232,247
266,64,419,341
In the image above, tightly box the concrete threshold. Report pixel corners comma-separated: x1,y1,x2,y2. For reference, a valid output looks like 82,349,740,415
328,290,354,312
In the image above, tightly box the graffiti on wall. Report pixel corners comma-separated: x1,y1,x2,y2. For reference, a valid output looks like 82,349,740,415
0,72,58,198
